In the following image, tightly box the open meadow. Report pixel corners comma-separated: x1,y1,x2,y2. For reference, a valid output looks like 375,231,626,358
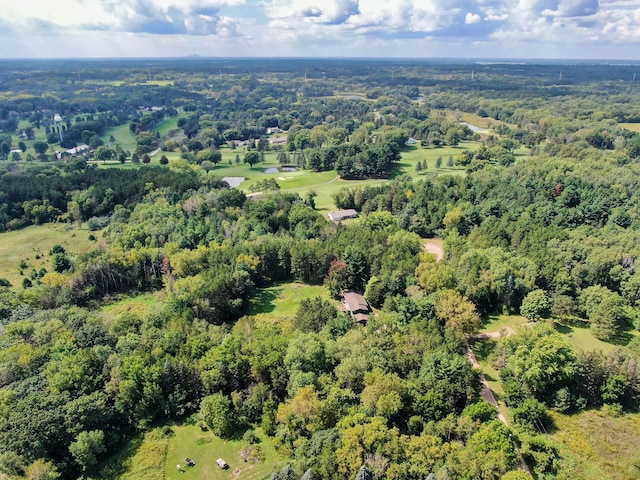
92,425,283,480
247,281,338,328
0,223,98,287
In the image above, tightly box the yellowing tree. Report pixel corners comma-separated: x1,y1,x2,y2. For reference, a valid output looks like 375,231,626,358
435,289,481,335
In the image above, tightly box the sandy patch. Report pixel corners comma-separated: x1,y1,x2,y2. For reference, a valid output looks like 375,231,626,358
423,239,444,261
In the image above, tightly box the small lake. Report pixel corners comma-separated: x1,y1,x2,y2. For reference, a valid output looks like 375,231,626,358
265,167,297,173
222,177,245,188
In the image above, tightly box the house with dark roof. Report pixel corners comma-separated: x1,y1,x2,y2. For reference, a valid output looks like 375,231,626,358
327,209,358,222
342,291,371,325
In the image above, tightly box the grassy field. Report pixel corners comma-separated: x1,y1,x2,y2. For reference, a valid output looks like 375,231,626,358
101,123,137,153
0,223,98,287
549,409,640,480
247,282,337,329
100,292,164,318
95,425,283,480
478,314,635,353
619,123,640,133
164,426,282,480
480,314,529,333
145,142,471,211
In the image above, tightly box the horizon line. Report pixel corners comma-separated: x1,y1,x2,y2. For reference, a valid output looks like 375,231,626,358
0,55,640,64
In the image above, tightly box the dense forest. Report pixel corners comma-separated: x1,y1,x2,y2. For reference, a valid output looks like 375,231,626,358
1,58,640,480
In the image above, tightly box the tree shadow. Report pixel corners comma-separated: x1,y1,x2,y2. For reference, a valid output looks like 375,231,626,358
554,323,573,335
247,287,282,316
95,433,145,480
610,329,635,346
469,337,497,362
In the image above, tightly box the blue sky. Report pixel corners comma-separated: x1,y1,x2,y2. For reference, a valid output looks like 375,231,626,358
1,0,639,59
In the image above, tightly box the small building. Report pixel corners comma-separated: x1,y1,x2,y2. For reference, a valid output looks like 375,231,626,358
216,458,228,469
405,137,418,146
63,144,89,157
327,209,358,222
268,136,287,145
342,291,371,325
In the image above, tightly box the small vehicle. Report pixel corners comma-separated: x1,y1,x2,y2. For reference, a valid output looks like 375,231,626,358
216,458,228,469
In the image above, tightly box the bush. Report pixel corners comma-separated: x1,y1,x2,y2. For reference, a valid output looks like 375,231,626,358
87,216,110,231
49,244,65,255
242,429,260,444
512,398,548,432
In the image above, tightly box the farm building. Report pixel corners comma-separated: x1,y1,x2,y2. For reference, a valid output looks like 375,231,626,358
342,291,371,324
63,144,90,157
327,209,358,222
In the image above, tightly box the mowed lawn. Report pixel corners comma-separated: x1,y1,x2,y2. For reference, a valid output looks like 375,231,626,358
95,425,283,480
0,223,98,287
87,138,476,211
101,123,137,153
247,282,338,328
164,426,283,480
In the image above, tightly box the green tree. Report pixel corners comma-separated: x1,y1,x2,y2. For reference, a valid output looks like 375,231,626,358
94,145,115,163
591,294,628,341
520,289,551,321
498,323,577,398
244,151,260,168
69,430,106,471
201,392,238,439
159,154,169,165
33,140,48,155
500,470,532,480
24,459,60,480
325,260,351,298
294,297,338,333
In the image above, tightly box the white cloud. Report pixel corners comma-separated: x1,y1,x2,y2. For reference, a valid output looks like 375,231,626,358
465,12,482,23
0,0,639,58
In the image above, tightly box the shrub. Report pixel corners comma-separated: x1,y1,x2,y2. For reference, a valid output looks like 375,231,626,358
242,429,260,444
87,216,110,231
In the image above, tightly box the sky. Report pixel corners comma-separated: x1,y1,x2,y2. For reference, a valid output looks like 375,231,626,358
1,0,639,60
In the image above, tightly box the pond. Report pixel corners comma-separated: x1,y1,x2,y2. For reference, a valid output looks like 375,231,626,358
264,167,297,173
